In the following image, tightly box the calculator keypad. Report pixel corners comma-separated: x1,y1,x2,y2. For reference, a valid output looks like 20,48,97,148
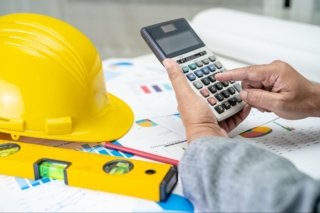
179,51,245,121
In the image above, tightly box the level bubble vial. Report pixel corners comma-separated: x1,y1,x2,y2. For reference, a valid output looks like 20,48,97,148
0,144,20,157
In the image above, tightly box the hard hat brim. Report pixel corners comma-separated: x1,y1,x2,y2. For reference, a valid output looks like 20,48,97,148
1,93,134,143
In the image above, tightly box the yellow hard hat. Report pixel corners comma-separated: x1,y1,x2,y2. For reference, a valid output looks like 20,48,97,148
0,13,134,142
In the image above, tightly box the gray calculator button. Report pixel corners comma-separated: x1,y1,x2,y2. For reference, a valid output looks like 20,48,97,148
201,77,210,86
202,59,209,64
214,105,224,114
208,85,217,94
220,68,226,72
214,82,223,90
222,101,231,109
215,93,224,101
196,61,203,67
221,82,229,87
208,56,216,62
214,62,223,69
222,90,230,98
208,74,216,82
233,83,242,92
193,81,203,89
228,87,236,95
228,97,237,106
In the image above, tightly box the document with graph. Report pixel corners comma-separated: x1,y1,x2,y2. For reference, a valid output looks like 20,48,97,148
233,117,320,179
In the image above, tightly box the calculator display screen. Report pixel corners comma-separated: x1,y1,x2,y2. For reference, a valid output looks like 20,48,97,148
155,31,200,55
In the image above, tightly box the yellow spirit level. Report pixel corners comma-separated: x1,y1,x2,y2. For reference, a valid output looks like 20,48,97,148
0,140,178,201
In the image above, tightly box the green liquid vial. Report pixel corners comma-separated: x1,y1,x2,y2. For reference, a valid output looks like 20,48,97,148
39,161,68,180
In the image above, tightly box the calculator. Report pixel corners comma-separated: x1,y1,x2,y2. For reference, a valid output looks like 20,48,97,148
141,18,246,121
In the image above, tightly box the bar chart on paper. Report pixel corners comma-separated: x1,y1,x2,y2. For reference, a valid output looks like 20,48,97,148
15,177,54,190
78,141,134,158
140,83,173,94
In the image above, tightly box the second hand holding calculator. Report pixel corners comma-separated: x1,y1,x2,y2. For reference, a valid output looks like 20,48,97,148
141,18,246,121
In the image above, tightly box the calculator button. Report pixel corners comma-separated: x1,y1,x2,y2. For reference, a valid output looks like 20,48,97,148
196,61,203,67
214,105,224,114
182,66,189,73
193,81,203,89
220,68,226,72
208,85,217,94
222,101,231,109
230,80,235,84
222,90,230,98
207,97,217,106
186,73,196,81
215,93,224,101
221,82,229,87
202,59,209,64
207,65,216,72
201,67,210,75
200,89,210,97
200,51,207,56
214,82,223,90
228,97,237,106
214,62,223,69
188,63,197,70
201,77,210,86
208,74,216,82
234,94,242,103
233,83,242,92
194,70,204,78
208,56,216,62
228,87,236,95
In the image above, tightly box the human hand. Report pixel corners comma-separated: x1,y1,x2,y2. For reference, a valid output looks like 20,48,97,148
162,59,251,143
216,60,320,119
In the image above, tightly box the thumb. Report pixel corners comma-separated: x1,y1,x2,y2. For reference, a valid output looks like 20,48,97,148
163,58,195,100
240,89,280,112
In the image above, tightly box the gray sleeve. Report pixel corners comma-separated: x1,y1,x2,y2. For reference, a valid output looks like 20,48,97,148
178,137,320,212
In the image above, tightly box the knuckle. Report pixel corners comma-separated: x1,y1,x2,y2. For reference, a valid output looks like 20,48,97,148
272,60,291,70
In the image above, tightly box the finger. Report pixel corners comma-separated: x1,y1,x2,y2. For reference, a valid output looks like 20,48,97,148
215,63,277,82
163,59,195,101
241,80,263,90
240,89,280,112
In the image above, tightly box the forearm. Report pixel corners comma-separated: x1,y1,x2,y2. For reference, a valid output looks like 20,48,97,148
179,137,320,212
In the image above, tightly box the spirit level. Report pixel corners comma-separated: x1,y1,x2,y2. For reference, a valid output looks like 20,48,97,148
0,140,178,201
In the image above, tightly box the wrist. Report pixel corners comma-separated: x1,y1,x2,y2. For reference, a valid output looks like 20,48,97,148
187,125,228,144
312,84,320,117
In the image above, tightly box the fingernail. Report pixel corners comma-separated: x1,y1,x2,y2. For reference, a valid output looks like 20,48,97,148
240,90,247,100
163,59,173,69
